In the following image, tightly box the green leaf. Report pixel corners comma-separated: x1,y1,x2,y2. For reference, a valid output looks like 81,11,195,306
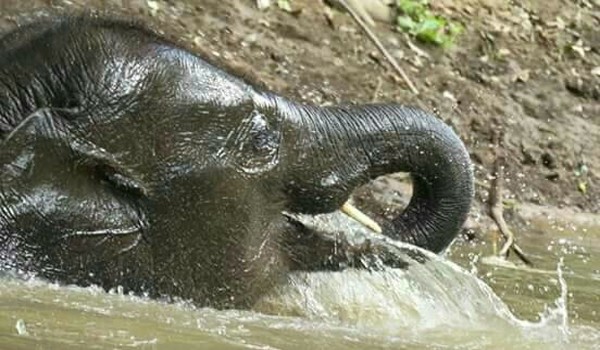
448,22,463,36
397,0,424,16
395,0,462,48
417,18,444,34
414,18,444,44
397,15,416,31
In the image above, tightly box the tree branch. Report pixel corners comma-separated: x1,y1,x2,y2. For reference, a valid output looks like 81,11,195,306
332,0,420,95
488,127,533,266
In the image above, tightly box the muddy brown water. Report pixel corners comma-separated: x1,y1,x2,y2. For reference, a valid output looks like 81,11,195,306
1,212,598,350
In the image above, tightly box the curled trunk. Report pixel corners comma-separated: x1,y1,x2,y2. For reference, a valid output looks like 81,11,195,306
265,96,473,253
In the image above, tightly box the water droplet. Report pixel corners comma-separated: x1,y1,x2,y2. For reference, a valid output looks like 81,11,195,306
321,173,340,187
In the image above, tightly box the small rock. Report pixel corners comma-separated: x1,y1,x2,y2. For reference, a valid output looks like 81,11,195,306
15,319,27,336
387,36,400,47
571,104,584,113
368,51,380,63
498,48,511,57
442,90,457,102
513,69,530,83
244,33,258,44
270,52,285,63
393,49,404,60
508,60,530,83
570,40,589,58
146,0,160,16
192,36,202,47
591,67,600,76
565,77,600,100
256,0,271,10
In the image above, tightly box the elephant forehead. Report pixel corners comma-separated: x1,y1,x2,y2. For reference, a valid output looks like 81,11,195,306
151,46,251,107
152,108,282,183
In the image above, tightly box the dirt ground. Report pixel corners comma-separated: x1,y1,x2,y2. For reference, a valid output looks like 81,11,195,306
1,0,598,237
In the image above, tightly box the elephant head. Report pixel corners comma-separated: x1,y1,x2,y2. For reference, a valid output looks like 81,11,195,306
0,15,473,308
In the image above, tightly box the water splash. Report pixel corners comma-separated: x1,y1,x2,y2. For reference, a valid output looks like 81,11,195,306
253,241,580,348
0,212,597,349
0,252,595,349
522,257,570,343
255,211,583,348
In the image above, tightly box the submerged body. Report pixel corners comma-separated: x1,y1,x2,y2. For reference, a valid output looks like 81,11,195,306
0,15,473,308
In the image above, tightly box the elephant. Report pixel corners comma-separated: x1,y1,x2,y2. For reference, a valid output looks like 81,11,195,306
0,14,473,309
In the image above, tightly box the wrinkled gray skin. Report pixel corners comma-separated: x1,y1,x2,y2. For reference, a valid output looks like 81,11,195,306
0,15,473,308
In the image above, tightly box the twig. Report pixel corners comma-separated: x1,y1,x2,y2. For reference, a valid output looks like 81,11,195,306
475,179,491,189
333,0,419,95
371,76,383,102
488,128,533,266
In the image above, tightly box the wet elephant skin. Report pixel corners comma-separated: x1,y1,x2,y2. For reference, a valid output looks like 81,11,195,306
0,14,473,308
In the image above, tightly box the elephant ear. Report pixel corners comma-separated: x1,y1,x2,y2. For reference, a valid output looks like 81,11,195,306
0,108,149,276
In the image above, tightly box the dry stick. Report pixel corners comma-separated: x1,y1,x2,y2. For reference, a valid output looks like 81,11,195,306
488,130,533,266
333,0,420,95
371,76,383,102
489,154,513,255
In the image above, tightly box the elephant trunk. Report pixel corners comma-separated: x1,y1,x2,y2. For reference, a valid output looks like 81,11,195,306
263,95,473,253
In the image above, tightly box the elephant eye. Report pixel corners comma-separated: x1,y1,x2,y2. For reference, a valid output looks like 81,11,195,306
237,110,281,174
251,121,278,152
248,111,279,152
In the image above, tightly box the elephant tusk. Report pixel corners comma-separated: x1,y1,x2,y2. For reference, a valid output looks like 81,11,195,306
341,202,382,234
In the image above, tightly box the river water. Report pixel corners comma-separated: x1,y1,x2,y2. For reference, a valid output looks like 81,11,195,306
1,213,599,349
